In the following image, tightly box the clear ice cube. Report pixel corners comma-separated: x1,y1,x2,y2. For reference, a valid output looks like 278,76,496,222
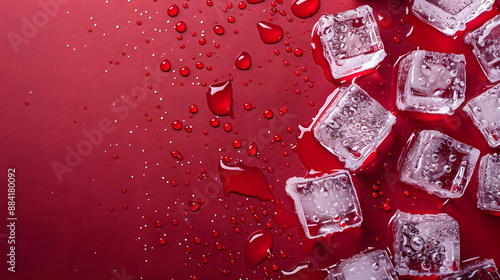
396,50,466,115
326,249,397,280
313,84,396,171
412,0,494,36
463,84,500,148
477,153,500,212
285,170,363,239
442,259,500,280
465,14,500,83
399,130,480,198
392,210,460,276
316,5,386,79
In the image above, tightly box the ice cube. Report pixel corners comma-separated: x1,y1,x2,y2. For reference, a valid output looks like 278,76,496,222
399,130,480,198
465,14,500,83
313,84,396,171
326,249,397,280
316,5,386,79
285,170,363,239
396,50,466,115
392,210,460,276
462,84,500,148
442,259,500,280
477,153,500,212
412,0,494,36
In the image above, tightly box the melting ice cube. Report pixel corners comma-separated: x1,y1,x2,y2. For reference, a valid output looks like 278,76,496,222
392,210,460,276
465,14,500,83
477,153,500,213
285,170,363,239
316,5,386,79
396,50,466,115
399,130,480,198
442,259,500,280
463,84,500,148
326,249,397,280
412,0,494,36
313,83,396,171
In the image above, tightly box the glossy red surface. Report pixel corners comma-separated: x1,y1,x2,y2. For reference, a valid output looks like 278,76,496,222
2,0,500,279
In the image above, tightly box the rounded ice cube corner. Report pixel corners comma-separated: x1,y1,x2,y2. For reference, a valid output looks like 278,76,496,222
412,0,494,36
398,130,480,199
391,210,460,277
395,50,466,116
315,5,386,80
477,153,500,213
285,170,363,239
312,83,396,171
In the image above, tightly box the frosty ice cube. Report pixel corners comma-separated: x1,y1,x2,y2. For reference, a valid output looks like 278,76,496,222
285,170,363,239
326,249,397,280
463,84,500,148
412,0,494,36
316,5,386,79
465,15,500,83
477,153,500,212
442,259,500,280
313,84,396,171
392,210,460,276
399,130,480,198
396,50,466,115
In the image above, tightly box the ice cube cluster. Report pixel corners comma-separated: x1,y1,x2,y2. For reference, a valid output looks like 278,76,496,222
442,259,500,280
412,0,494,36
392,210,460,276
396,50,466,115
285,170,363,239
316,5,386,79
326,249,397,280
399,130,480,199
465,14,500,83
477,153,500,212
463,84,500,148
313,84,396,171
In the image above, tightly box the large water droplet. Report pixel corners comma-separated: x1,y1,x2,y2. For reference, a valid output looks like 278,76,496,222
245,230,273,268
257,22,283,44
235,52,251,70
219,160,274,201
206,80,233,117
291,0,320,19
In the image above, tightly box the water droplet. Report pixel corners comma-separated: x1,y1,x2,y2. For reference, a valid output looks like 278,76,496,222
172,120,182,130
382,202,391,211
175,21,186,33
189,200,202,211
247,142,258,156
235,52,251,70
159,237,166,245
206,80,233,117
257,21,283,44
180,66,190,76
161,59,171,72
213,25,225,35
247,0,264,3
219,160,274,201
291,0,320,19
376,11,394,29
245,230,273,268
263,110,273,119
168,4,179,17
189,105,198,113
